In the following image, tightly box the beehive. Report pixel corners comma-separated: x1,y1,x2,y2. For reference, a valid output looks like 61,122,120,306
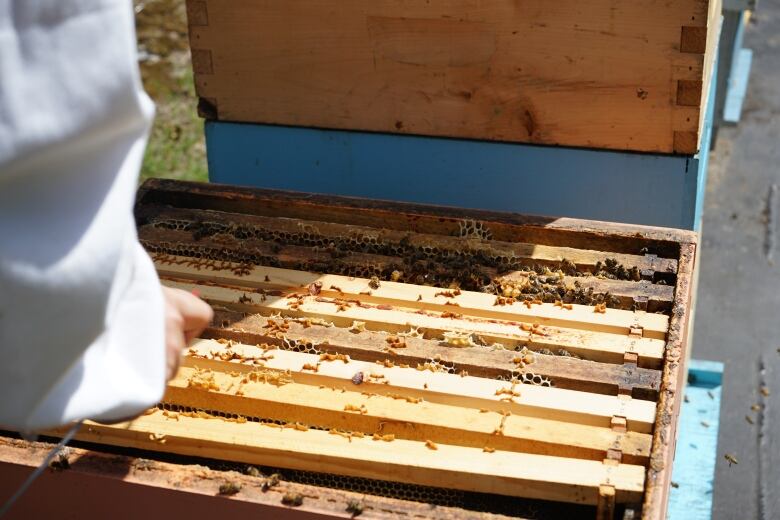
2,180,696,519
187,0,720,154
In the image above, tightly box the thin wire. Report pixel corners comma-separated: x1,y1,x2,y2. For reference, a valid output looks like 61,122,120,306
0,421,83,518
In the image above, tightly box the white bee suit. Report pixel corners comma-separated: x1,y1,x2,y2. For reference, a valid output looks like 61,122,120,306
0,0,165,431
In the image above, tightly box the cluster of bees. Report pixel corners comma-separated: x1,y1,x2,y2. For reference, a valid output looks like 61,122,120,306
187,368,220,391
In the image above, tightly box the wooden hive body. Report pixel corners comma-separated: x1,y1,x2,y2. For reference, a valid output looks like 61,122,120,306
2,180,696,519
187,0,720,154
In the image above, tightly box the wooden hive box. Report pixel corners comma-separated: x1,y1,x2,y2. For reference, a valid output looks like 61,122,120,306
187,0,720,154
2,180,696,519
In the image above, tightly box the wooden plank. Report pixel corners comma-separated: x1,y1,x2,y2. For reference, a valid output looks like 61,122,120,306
153,255,669,338
135,179,696,256
209,309,663,400
58,410,646,505
167,365,653,465
166,279,666,368
0,436,521,520
184,340,657,433
698,0,722,140
642,242,697,518
139,224,676,312
187,0,712,153
137,204,678,275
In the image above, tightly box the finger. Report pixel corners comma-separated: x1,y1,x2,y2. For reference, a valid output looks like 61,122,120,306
164,287,214,336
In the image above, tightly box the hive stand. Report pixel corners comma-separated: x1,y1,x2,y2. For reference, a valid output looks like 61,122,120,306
713,0,754,137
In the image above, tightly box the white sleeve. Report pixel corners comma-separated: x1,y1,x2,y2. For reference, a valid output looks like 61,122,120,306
0,0,166,432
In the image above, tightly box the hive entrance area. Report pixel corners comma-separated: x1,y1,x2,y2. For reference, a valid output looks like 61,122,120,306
48,180,695,519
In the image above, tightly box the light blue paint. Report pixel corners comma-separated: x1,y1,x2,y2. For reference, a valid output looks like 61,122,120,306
206,121,712,230
667,359,725,520
724,48,753,124
692,57,718,233
717,10,753,126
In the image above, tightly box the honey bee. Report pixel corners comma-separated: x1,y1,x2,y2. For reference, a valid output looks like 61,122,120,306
264,275,271,282
346,500,364,516
329,284,343,293
282,493,304,507
218,482,242,495
149,433,167,444
344,404,368,414
349,321,366,333
320,352,350,363
391,270,403,282
745,415,755,425
385,335,407,349
284,422,309,431
329,428,352,440
262,473,280,491
495,387,520,398
386,393,421,404
369,277,381,290
238,293,252,304
760,386,770,397
724,453,739,466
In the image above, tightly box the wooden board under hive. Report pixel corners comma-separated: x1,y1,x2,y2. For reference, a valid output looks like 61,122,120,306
8,179,696,519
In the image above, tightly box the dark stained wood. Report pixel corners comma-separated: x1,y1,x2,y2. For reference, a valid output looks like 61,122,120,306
136,204,678,275
0,435,528,520
642,242,696,518
208,310,661,401
138,225,675,312
136,179,696,257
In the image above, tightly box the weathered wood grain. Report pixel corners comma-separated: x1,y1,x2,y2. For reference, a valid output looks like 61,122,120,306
185,0,719,154
207,309,662,400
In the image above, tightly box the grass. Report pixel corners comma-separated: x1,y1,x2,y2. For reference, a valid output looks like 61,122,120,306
135,0,207,183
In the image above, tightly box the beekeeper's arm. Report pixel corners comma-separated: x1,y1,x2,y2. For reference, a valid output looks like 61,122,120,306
0,0,212,433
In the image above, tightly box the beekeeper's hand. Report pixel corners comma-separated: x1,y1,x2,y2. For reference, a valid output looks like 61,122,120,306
163,286,213,380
